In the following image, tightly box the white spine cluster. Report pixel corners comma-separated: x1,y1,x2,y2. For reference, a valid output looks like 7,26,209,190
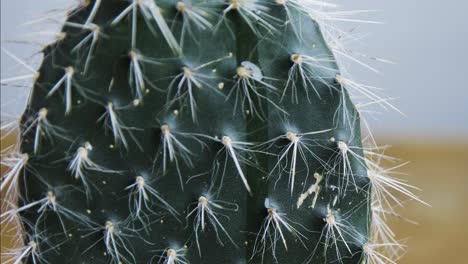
228,61,286,119
111,0,181,53
187,195,238,255
22,107,69,154
260,128,331,194
252,199,309,262
126,175,179,225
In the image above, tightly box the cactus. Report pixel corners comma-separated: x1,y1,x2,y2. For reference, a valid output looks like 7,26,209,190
0,1,428,264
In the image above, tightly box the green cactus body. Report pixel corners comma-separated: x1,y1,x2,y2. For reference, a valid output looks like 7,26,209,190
8,0,378,263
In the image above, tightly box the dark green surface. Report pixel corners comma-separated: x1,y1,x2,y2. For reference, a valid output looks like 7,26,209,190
18,1,370,263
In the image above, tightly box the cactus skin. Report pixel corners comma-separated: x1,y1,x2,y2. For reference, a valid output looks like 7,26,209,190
15,1,372,263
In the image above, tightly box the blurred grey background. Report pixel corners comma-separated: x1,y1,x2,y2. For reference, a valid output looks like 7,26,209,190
1,0,467,139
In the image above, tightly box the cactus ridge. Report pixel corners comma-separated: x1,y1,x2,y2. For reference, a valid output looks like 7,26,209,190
0,1,427,264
